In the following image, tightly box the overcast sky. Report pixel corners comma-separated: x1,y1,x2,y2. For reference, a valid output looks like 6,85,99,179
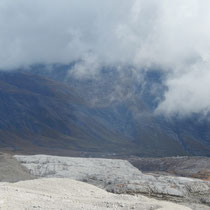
1,0,210,116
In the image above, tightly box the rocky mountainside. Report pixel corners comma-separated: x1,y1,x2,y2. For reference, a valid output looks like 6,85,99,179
0,72,134,154
15,154,210,209
24,65,210,157
1,69,210,156
0,70,192,157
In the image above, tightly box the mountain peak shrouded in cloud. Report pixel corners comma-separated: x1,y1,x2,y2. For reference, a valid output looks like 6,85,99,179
1,0,210,116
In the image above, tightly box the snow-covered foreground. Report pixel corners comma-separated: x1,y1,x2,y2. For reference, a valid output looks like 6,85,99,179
14,155,210,206
0,178,191,210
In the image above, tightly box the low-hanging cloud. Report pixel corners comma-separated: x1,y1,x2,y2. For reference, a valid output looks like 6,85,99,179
1,0,210,116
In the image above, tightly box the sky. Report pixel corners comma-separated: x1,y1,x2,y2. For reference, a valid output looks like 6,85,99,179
1,0,210,116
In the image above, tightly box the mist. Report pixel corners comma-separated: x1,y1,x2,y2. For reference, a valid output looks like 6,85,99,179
1,0,210,116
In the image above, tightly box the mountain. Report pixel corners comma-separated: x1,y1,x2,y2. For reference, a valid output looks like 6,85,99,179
21,64,210,157
0,68,209,157
0,71,137,155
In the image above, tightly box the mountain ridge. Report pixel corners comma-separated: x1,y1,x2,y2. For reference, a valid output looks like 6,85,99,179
0,69,210,157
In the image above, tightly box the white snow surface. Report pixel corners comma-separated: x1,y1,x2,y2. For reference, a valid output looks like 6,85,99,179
14,154,210,209
0,178,192,210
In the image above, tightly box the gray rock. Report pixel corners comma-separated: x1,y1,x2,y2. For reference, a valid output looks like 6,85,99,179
0,153,34,182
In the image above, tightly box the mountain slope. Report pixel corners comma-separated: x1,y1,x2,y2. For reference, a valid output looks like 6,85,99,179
0,72,135,154
25,65,210,156
1,69,209,156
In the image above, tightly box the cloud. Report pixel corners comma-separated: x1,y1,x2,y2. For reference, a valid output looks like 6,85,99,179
1,0,210,115
156,61,210,116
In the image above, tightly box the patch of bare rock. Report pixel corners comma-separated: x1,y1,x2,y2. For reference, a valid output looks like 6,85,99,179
14,155,210,209
0,153,34,182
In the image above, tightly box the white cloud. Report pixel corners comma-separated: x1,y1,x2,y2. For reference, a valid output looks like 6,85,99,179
156,61,210,116
1,0,210,115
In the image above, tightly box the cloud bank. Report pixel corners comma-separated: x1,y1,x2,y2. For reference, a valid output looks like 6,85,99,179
1,0,210,116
